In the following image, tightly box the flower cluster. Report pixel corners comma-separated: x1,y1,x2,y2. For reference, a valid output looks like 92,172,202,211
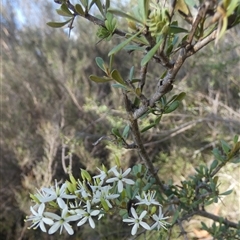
26,164,170,236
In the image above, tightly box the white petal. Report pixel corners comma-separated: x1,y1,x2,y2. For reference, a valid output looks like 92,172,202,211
48,222,60,234
106,177,118,183
140,221,151,230
66,214,82,222
38,203,45,215
42,217,54,225
91,210,100,216
122,168,131,177
152,214,159,221
30,206,38,216
44,212,61,220
123,218,134,223
57,197,66,209
111,168,120,177
123,178,135,185
150,221,158,230
131,207,138,219
139,210,147,219
39,221,47,232
88,217,96,228
131,223,138,235
77,217,87,226
118,181,123,193
63,222,74,235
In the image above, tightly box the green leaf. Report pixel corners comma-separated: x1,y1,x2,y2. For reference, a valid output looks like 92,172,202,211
80,0,88,9
220,189,233,196
210,159,218,172
46,19,72,28
141,37,163,66
123,45,146,52
233,135,239,144
111,83,127,90
91,0,104,17
172,209,180,224
112,128,122,138
75,4,85,15
89,75,112,83
138,0,150,23
154,115,162,125
175,92,186,101
122,125,130,139
212,148,225,161
221,140,231,154
164,101,180,114
60,3,73,16
129,66,135,81
95,57,106,72
108,8,144,24
169,25,188,34
141,123,156,133
111,69,125,85
108,30,142,56
232,157,240,163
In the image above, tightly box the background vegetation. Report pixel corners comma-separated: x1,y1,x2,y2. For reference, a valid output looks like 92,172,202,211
1,0,240,239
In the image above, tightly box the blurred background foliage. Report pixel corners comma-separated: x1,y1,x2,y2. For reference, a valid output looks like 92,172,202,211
1,0,240,239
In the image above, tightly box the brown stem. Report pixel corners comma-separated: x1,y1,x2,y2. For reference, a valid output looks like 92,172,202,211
197,210,239,229
123,92,165,192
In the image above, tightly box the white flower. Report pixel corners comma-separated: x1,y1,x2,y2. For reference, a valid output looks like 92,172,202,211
135,191,161,206
34,188,51,203
151,207,170,230
93,167,107,182
76,201,100,229
92,185,119,208
123,207,151,235
106,167,134,193
47,205,81,235
26,203,54,232
75,180,91,199
42,181,76,208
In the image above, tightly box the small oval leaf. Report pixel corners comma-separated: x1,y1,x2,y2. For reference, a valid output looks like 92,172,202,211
111,69,125,85
164,101,180,113
75,4,85,15
89,75,112,83
95,57,106,72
